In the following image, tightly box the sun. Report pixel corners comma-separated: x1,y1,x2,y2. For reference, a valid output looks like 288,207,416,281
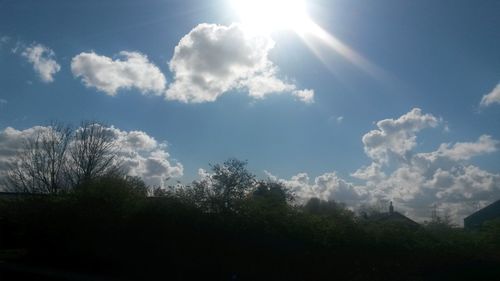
231,0,383,79
231,0,312,34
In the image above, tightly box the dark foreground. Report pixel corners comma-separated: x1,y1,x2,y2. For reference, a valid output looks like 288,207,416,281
1,178,500,280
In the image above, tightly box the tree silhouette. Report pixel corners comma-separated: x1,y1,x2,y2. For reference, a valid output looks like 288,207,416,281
66,121,120,187
5,123,72,193
5,121,121,193
252,180,293,207
192,158,256,213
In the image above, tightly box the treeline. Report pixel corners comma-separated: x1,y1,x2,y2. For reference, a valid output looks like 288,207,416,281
1,158,500,280
1,122,500,280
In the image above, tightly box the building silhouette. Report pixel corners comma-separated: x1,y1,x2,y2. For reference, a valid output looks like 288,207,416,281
464,199,500,230
368,201,420,228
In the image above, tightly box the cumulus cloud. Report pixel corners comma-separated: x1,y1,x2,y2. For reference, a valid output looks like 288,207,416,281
101,126,183,187
351,162,385,181
0,127,45,162
266,171,368,205
166,23,313,103
362,108,440,164
367,158,500,223
480,83,500,107
263,108,500,225
417,135,498,162
71,51,166,96
0,126,51,184
351,109,500,224
0,125,183,190
21,43,61,83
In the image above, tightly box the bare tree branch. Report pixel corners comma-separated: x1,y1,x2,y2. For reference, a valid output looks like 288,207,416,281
67,121,121,187
5,123,72,194
5,121,122,193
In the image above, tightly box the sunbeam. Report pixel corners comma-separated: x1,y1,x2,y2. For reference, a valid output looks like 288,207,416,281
230,0,386,80
298,19,389,81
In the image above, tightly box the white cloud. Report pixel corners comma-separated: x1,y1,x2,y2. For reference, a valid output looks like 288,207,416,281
480,83,500,107
353,109,500,224
336,116,344,124
351,162,385,181
293,89,315,104
362,108,440,164
71,51,166,96
267,171,368,205
0,126,52,183
417,135,498,162
243,68,296,99
0,125,183,190
90,126,183,187
21,43,61,83
370,160,500,224
263,108,500,225
166,23,313,103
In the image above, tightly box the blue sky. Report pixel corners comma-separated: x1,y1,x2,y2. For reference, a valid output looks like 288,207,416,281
1,0,499,222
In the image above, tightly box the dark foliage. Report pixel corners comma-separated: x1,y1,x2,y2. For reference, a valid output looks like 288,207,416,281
1,160,500,280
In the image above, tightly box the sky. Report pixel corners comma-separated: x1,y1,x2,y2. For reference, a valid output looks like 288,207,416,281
1,0,499,223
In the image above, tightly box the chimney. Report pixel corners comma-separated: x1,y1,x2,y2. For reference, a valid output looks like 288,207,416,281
389,201,394,214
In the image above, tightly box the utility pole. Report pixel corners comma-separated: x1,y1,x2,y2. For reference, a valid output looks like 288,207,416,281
431,204,438,222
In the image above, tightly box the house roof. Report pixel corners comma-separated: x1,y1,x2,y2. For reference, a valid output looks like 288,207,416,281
464,199,500,222
371,211,420,227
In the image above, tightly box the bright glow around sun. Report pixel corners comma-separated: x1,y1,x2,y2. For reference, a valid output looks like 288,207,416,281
231,0,386,81
231,0,312,34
